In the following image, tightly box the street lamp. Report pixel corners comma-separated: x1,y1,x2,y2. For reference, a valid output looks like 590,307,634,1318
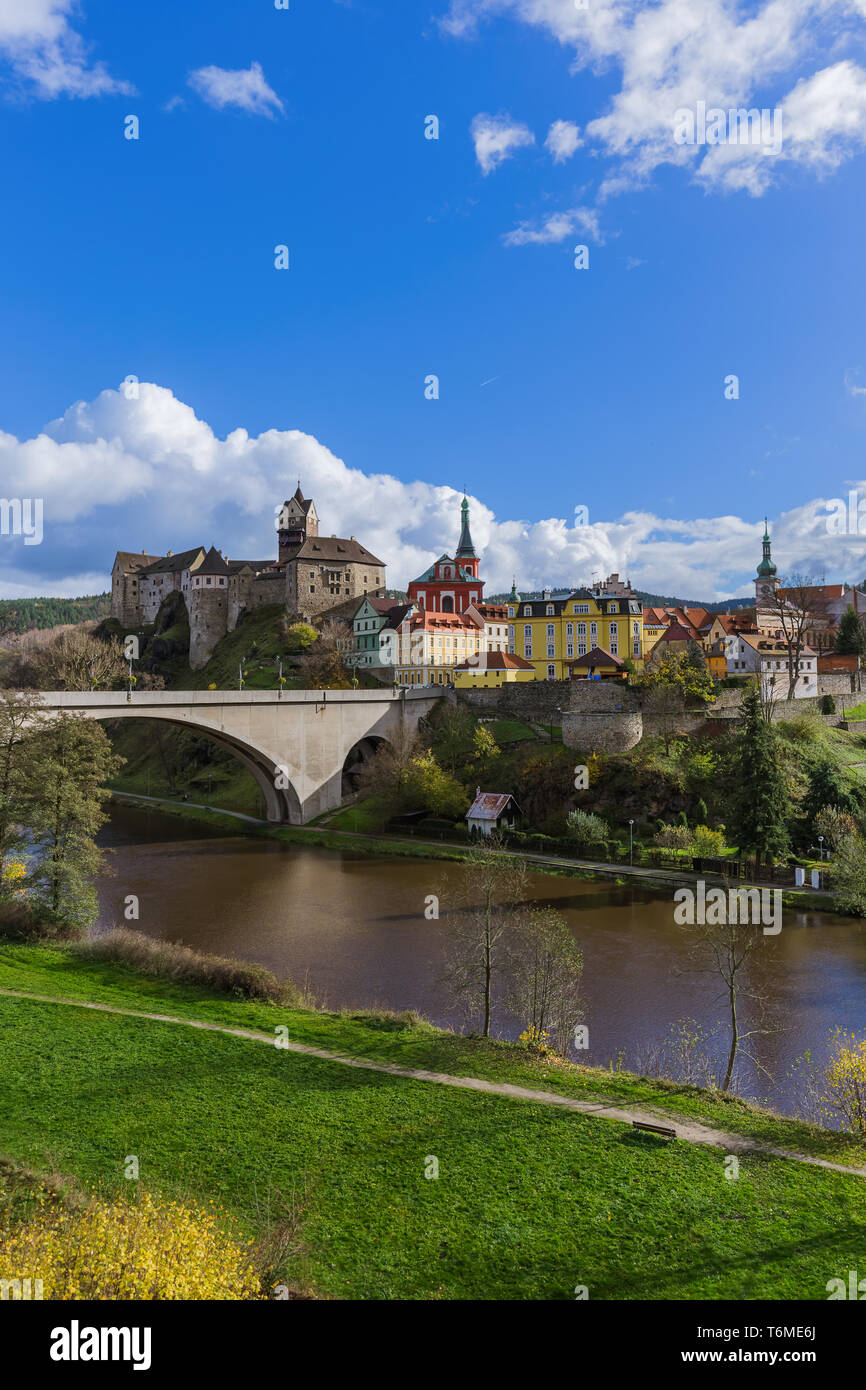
818,834,824,889
629,818,634,867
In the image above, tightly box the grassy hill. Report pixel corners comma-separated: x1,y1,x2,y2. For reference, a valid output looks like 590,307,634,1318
1,943,864,1300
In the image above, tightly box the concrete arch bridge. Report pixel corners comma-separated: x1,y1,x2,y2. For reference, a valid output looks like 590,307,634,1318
38,689,445,824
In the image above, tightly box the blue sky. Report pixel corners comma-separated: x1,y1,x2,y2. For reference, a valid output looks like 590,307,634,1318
2,0,866,600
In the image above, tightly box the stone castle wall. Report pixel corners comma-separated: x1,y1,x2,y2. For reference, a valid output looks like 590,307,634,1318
189,589,230,669
287,560,385,620
227,572,284,632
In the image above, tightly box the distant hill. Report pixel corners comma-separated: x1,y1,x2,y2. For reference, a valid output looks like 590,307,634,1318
487,589,753,612
0,593,111,636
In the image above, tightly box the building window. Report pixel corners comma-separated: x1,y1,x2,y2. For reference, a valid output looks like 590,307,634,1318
610,602,618,613
574,603,589,614
590,622,597,645
508,624,515,653
546,604,554,615
523,624,532,659
508,606,515,618
524,606,531,616
609,621,618,655
547,664,556,680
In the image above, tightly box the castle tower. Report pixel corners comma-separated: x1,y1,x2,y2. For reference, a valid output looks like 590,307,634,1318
276,483,319,561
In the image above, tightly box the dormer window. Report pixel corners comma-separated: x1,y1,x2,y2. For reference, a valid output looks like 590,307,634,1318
524,606,531,616
546,604,554,615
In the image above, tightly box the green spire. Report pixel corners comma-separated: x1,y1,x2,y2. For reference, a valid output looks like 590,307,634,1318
509,577,520,603
455,495,477,559
757,517,777,578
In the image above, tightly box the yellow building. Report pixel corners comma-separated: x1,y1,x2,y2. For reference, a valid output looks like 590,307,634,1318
505,578,646,680
453,651,536,688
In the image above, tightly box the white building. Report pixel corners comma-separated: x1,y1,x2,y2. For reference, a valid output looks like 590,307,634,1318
727,632,818,699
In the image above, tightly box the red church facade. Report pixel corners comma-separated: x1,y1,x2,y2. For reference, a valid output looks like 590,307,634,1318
407,496,484,614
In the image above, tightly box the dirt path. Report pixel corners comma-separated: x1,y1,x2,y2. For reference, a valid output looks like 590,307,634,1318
2,987,863,1180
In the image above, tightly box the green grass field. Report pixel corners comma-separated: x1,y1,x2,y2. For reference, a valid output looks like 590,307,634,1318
2,944,865,1300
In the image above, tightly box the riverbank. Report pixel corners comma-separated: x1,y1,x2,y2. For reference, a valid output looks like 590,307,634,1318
1,941,864,1300
107,790,833,912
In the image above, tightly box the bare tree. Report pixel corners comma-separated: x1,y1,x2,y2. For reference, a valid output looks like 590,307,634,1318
678,898,773,1093
763,575,828,700
445,838,527,1037
29,627,126,692
506,906,584,1055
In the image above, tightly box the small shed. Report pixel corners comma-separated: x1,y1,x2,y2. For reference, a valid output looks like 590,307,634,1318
567,646,626,680
466,789,522,837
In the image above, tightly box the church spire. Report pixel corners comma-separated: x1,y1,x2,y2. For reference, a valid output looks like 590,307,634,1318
455,495,477,559
757,517,777,578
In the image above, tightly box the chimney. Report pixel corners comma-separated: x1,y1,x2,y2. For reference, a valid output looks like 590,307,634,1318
167,549,173,557
476,786,481,798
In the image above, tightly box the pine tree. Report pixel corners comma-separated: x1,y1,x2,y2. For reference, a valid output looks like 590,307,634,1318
835,605,866,656
726,681,791,872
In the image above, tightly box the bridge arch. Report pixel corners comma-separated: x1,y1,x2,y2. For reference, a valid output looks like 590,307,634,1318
35,689,445,825
341,734,390,798
63,710,302,824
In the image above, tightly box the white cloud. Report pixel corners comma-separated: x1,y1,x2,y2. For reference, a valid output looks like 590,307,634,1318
0,0,133,98
1,382,863,602
188,61,284,118
845,367,866,397
444,0,866,199
545,119,582,163
470,111,535,174
503,205,601,245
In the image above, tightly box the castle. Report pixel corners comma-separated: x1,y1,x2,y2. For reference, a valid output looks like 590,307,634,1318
110,485,386,668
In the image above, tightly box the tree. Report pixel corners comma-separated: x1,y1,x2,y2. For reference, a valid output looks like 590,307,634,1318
830,834,866,916
445,840,527,1037
29,627,127,692
23,715,124,931
645,682,685,755
428,705,477,776
834,605,866,657
403,752,466,820
566,808,609,851
814,805,857,851
506,907,583,1056
763,574,827,700
296,620,352,688
354,726,422,818
682,908,769,1092
0,691,44,890
803,759,859,827
725,680,791,872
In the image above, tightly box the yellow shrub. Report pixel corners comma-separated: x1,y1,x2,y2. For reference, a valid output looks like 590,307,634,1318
1,1188,262,1300
819,1030,866,1135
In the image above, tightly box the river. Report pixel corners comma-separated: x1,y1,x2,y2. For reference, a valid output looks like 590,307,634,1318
96,803,866,1117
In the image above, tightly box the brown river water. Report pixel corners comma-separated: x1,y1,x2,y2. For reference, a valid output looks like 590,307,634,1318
96,804,866,1117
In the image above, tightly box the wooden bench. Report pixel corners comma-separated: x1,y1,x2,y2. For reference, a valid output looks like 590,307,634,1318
632,1120,677,1140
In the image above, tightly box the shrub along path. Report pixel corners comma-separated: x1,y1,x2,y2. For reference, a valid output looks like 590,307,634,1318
2,987,863,1180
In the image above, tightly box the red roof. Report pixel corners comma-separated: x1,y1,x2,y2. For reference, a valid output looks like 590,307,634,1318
466,791,520,821
454,651,534,671
570,645,625,669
